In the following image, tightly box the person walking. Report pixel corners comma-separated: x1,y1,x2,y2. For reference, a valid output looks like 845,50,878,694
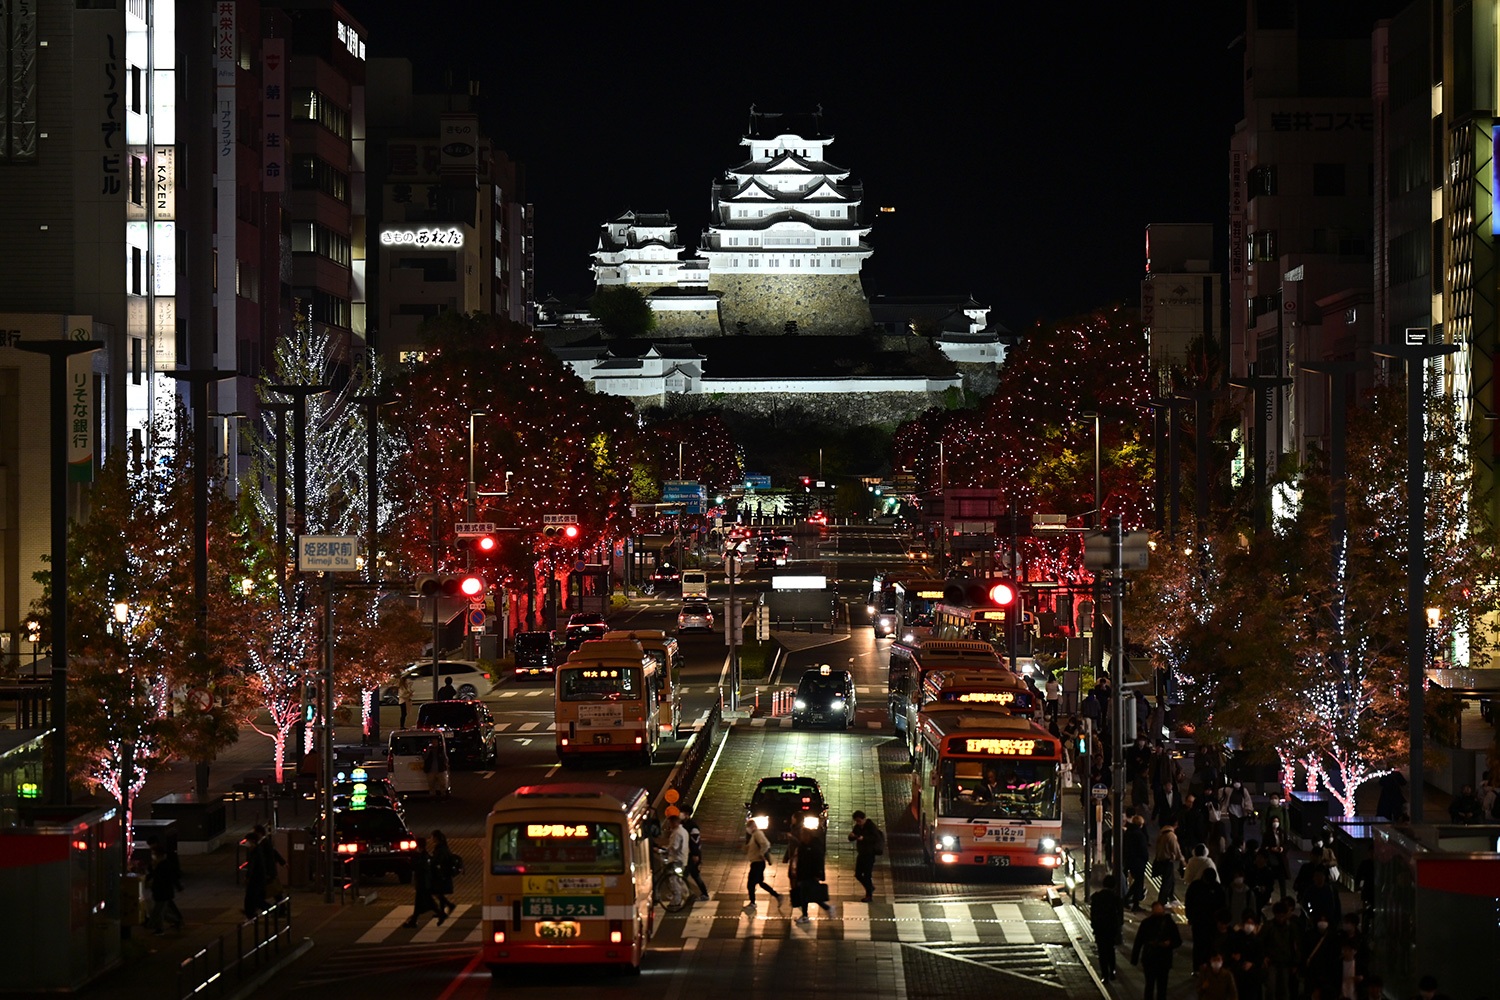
1449,783,1483,824
1196,951,1241,1000
1153,820,1184,906
848,810,883,903
1263,899,1303,1000
1089,877,1125,982
1185,842,1218,887
1123,813,1151,911
242,828,269,918
1185,868,1228,970
1262,811,1292,902
423,737,450,796
436,675,457,701
681,804,710,901
398,674,414,728
430,829,458,916
742,819,781,908
1044,672,1061,724
1223,781,1255,845
789,828,833,922
253,824,285,903
402,840,446,928
1131,899,1183,1000
146,841,184,934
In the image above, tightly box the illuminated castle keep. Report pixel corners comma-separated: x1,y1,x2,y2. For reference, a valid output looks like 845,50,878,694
701,115,874,335
589,113,875,336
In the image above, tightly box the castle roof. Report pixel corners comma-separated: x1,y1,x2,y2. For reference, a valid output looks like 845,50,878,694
708,209,871,233
726,149,848,177
722,177,858,203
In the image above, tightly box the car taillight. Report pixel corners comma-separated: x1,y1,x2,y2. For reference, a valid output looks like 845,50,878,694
337,843,359,854
483,673,490,679
493,930,506,944
634,736,643,744
398,839,417,851
610,919,623,943
560,737,570,746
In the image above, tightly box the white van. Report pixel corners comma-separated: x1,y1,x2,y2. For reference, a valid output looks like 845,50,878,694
386,729,451,796
680,569,709,599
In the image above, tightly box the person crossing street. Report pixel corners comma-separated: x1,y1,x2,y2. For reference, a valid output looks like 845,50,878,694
847,810,884,903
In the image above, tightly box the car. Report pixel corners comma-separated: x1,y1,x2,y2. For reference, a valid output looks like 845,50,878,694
649,563,681,585
385,729,453,795
315,804,424,882
379,659,494,704
806,511,829,527
512,630,563,679
564,612,609,651
677,602,715,633
330,768,405,814
746,770,829,847
792,665,857,729
414,700,497,768
756,538,790,568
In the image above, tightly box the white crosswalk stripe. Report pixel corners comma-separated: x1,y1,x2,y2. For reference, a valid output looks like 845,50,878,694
410,904,470,942
992,902,1034,944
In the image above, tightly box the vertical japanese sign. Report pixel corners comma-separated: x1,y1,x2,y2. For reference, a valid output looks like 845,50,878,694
215,2,236,369
262,38,284,192
66,351,95,484
1228,150,1245,280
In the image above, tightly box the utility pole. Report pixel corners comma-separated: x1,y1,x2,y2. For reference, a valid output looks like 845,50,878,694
1109,515,1127,896
1371,332,1458,823
1228,365,1293,534
168,368,237,796
18,338,100,805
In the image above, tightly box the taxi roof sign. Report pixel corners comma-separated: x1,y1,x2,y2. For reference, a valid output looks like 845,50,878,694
819,663,831,675
780,770,798,780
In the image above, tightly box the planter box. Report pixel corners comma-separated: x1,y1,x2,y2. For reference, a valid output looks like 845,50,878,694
151,792,227,842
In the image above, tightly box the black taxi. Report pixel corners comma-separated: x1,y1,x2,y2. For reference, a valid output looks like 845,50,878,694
746,770,829,846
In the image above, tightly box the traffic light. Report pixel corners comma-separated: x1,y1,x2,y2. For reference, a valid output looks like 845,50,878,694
416,573,487,600
470,533,499,557
942,577,1019,608
541,523,581,544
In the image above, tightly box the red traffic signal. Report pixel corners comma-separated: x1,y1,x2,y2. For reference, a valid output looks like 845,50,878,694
542,522,581,543
458,573,485,599
943,577,1019,608
416,573,487,600
985,580,1017,607
473,534,499,555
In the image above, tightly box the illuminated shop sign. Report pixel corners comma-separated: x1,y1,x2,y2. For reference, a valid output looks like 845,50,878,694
380,227,463,248
336,20,365,60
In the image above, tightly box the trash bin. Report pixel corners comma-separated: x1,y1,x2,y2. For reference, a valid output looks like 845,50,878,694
122,872,148,927
276,827,313,888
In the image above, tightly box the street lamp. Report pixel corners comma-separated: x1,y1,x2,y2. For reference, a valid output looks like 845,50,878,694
1080,411,1102,529
113,600,129,625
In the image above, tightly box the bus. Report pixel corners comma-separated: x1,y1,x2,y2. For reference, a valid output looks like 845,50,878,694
603,629,683,739
887,637,1004,735
868,574,947,639
911,711,1064,877
555,641,662,764
483,783,656,972
902,669,1036,758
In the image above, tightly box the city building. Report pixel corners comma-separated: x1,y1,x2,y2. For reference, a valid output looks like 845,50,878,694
365,57,532,363
701,112,874,335
589,211,717,337
1230,2,1377,466
1140,223,1223,382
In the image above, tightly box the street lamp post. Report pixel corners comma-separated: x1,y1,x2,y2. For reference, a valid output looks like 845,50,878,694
19,338,102,805
1371,330,1458,824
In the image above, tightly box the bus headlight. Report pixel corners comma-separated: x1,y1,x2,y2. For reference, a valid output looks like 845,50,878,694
1039,837,1057,852
938,835,957,850
794,699,806,710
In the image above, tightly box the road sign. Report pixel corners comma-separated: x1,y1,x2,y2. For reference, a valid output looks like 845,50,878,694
297,535,359,573
468,608,486,628
743,475,772,490
542,514,577,525
455,521,496,536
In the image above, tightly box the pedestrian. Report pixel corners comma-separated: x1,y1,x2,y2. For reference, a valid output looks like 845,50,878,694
1301,914,1340,999
1448,783,1483,824
1123,812,1150,911
1126,736,1153,810
242,828,268,918
1299,861,1341,927
437,675,457,700
402,839,446,928
1375,772,1407,822
1229,912,1266,1000
1196,951,1240,1000
848,810,883,903
146,841,184,934
1130,899,1183,1000
663,812,691,874
742,819,781,908
680,804,710,901
423,737,450,796
789,828,833,922
1044,672,1061,724
1224,781,1255,844
1262,810,1292,902
1088,877,1124,982
1481,771,1499,818
1415,974,1453,1000
1180,793,1210,857
1185,868,1227,970
1263,900,1302,1000
253,824,285,903
398,674,414,728
430,829,457,916
1153,775,1184,829
1185,842,1218,886
1153,820,1184,905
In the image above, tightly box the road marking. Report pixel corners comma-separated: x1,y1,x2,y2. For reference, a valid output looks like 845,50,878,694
519,722,541,732
993,902,1034,943
478,771,494,779
607,770,620,777
356,908,411,945
514,738,532,745
546,764,560,777
411,904,470,942
893,902,925,941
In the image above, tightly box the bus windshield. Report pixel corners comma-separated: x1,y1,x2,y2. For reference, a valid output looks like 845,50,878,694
558,666,642,702
490,821,626,874
939,758,1061,821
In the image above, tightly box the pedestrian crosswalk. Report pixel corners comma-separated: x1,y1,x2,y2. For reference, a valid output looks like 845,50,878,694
490,710,716,735
745,715,887,730
661,897,1063,944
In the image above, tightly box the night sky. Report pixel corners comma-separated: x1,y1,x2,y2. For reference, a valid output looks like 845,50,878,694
350,4,1244,330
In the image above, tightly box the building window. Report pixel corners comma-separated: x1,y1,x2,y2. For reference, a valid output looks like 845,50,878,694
1248,164,1277,198
1312,163,1346,196
291,88,350,140
131,154,144,206
297,289,352,329
1249,230,1277,262
292,156,349,201
291,221,352,267
1247,292,1280,323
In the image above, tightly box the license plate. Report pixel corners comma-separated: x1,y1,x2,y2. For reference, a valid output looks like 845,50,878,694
987,855,1010,867
368,845,389,854
593,733,611,745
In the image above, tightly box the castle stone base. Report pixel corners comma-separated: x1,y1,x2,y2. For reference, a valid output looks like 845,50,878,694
710,273,873,336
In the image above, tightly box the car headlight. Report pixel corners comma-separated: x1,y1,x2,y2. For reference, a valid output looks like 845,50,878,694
939,835,958,849
1040,837,1058,852
802,815,821,830
752,815,769,830
794,699,806,710
902,633,915,642
831,699,845,710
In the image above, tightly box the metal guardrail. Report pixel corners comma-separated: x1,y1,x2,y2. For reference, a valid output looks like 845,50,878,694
175,898,293,1000
659,691,723,811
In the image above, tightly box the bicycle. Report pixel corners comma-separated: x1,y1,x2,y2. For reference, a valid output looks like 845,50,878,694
652,846,691,913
